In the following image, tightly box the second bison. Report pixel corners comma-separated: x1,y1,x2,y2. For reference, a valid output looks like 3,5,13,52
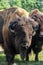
27,9,43,61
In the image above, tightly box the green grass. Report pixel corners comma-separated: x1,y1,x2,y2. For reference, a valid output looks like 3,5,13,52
0,50,43,65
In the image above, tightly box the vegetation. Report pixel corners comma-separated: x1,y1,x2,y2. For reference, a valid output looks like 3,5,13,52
0,0,43,12
0,50,43,65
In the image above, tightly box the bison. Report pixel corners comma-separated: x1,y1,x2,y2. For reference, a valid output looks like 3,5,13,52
26,9,43,61
0,7,39,65
2,12,36,65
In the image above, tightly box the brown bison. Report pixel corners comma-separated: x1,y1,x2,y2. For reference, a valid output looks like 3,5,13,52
2,12,35,65
26,9,43,61
0,7,39,65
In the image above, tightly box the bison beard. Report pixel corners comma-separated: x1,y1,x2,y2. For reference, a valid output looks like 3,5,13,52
2,15,34,65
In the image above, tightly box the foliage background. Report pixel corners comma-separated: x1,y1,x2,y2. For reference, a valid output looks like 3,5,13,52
0,0,43,12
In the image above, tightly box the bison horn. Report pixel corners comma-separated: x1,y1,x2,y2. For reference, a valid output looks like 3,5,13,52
9,21,18,32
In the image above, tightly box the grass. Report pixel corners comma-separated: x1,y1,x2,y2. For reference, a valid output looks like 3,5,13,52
0,50,43,65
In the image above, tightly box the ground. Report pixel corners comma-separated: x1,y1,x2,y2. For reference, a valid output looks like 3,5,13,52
0,50,43,65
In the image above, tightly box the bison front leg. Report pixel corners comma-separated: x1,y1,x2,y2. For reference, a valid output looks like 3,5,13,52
4,47,15,65
35,53,38,61
4,43,14,65
26,47,31,61
26,52,29,61
5,52,14,65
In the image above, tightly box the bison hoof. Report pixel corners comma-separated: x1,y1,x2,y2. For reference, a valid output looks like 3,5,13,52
35,58,38,61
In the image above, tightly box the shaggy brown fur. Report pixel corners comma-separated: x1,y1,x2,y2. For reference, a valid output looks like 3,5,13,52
2,7,39,33
3,7,29,23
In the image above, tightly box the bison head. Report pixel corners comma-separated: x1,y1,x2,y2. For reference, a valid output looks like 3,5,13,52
29,9,43,37
28,17,39,36
9,16,34,60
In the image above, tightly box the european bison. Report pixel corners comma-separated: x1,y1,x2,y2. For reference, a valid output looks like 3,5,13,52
2,11,35,65
27,9,43,61
2,7,38,64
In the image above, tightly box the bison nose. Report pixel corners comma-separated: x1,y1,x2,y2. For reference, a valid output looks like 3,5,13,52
25,43,30,49
21,41,30,49
26,45,29,49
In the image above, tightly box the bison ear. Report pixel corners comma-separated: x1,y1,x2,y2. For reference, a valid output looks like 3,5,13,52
9,21,18,33
28,17,39,31
29,9,39,16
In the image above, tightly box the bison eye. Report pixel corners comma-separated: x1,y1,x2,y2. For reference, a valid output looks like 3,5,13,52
18,18,21,21
34,14,37,18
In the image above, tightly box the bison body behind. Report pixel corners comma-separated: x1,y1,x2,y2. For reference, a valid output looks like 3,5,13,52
27,9,43,61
